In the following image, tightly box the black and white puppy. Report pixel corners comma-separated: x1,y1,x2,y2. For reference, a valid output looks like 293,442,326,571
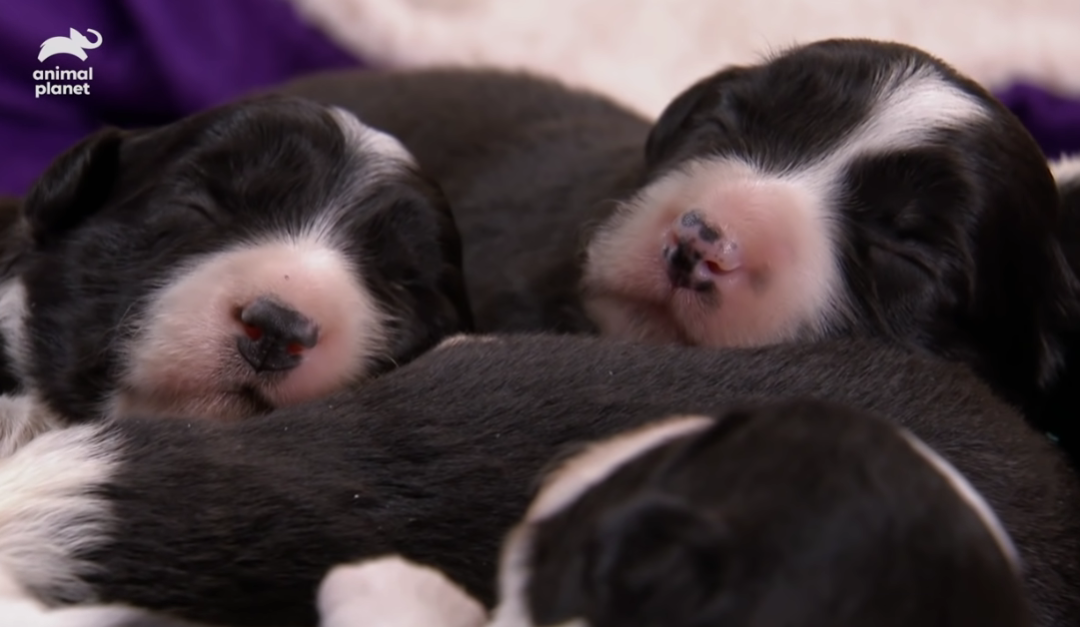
279,39,1077,440
0,335,1075,626
319,401,1031,627
0,95,471,437
24,399,1023,627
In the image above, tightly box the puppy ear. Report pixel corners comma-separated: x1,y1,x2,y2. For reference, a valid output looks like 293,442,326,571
361,177,475,364
22,127,126,246
584,494,728,627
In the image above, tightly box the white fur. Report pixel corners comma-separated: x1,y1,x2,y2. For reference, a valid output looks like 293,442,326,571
0,561,192,627
489,415,713,627
318,555,486,627
288,0,1080,118
0,423,118,606
0,279,28,380
0,394,65,459
582,64,987,348
1050,153,1080,185
112,234,389,421
526,415,714,522
330,106,417,167
107,105,420,421
434,333,503,350
900,431,1021,570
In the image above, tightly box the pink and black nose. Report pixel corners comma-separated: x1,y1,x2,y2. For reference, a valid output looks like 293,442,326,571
236,297,319,373
663,210,742,291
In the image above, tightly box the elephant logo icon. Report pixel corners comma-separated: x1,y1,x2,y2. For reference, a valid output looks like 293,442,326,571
38,28,103,63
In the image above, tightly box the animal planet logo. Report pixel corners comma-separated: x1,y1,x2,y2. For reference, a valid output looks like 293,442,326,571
33,28,102,98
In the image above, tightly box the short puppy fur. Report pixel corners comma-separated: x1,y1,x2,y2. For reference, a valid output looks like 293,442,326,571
493,402,1028,627
0,335,1074,626
1044,155,1080,460
322,401,1031,627
0,95,471,429
280,39,1077,444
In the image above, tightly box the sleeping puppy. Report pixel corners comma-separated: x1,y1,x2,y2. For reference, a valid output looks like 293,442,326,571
278,39,1077,444
23,400,1023,627
319,401,1031,627
0,95,471,436
0,335,1075,626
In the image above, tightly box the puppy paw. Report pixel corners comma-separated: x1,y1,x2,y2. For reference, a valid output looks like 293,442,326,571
317,555,486,627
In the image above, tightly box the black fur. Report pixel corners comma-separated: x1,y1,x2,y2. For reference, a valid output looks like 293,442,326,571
4,94,472,421
1043,163,1080,478
525,401,1029,627
276,39,1078,458
29,336,1077,626
0,196,24,395
277,67,647,334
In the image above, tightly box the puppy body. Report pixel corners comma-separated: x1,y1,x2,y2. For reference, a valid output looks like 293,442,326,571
322,402,1031,627
0,336,1075,626
282,67,648,335
280,40,1077,451
494,403,1028,627
279,65,646,335
0,96,471,430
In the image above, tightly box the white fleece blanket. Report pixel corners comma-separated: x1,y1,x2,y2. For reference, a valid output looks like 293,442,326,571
287,0,1080,117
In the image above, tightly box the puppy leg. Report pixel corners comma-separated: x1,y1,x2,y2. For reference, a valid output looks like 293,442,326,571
317,556,486,627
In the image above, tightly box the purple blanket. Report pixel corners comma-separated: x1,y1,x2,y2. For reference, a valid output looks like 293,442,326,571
0,0,361,196
996,83,1080,163
1,1,1079,196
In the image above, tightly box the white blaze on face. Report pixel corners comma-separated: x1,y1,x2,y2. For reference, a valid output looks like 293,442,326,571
582,62,988,348
114,234,388,420
489,415,714,627
329,106,418,169
112,107,421,421
899,431,1021,571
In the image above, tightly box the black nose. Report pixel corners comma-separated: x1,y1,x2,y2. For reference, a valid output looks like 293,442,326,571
236,297,319,373
662,209,741,291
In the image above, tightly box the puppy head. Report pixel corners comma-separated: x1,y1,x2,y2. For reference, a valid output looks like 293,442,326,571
4,95,471,421
582,39,1069,407
491,402,1028,627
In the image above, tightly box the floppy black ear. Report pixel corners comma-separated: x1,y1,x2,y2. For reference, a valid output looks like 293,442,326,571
645,71,730,169
584,494,728,627
22,127,126,246
360,176,475,366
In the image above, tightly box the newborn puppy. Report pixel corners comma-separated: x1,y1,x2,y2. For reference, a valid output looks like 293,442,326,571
491,402,1028,627
0,95,471,429
320,401,1030,627
279,39,1076,440
0,335,1074,626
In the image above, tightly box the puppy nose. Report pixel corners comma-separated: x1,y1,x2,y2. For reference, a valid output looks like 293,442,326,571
663,209,743,291
236,297,320,373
